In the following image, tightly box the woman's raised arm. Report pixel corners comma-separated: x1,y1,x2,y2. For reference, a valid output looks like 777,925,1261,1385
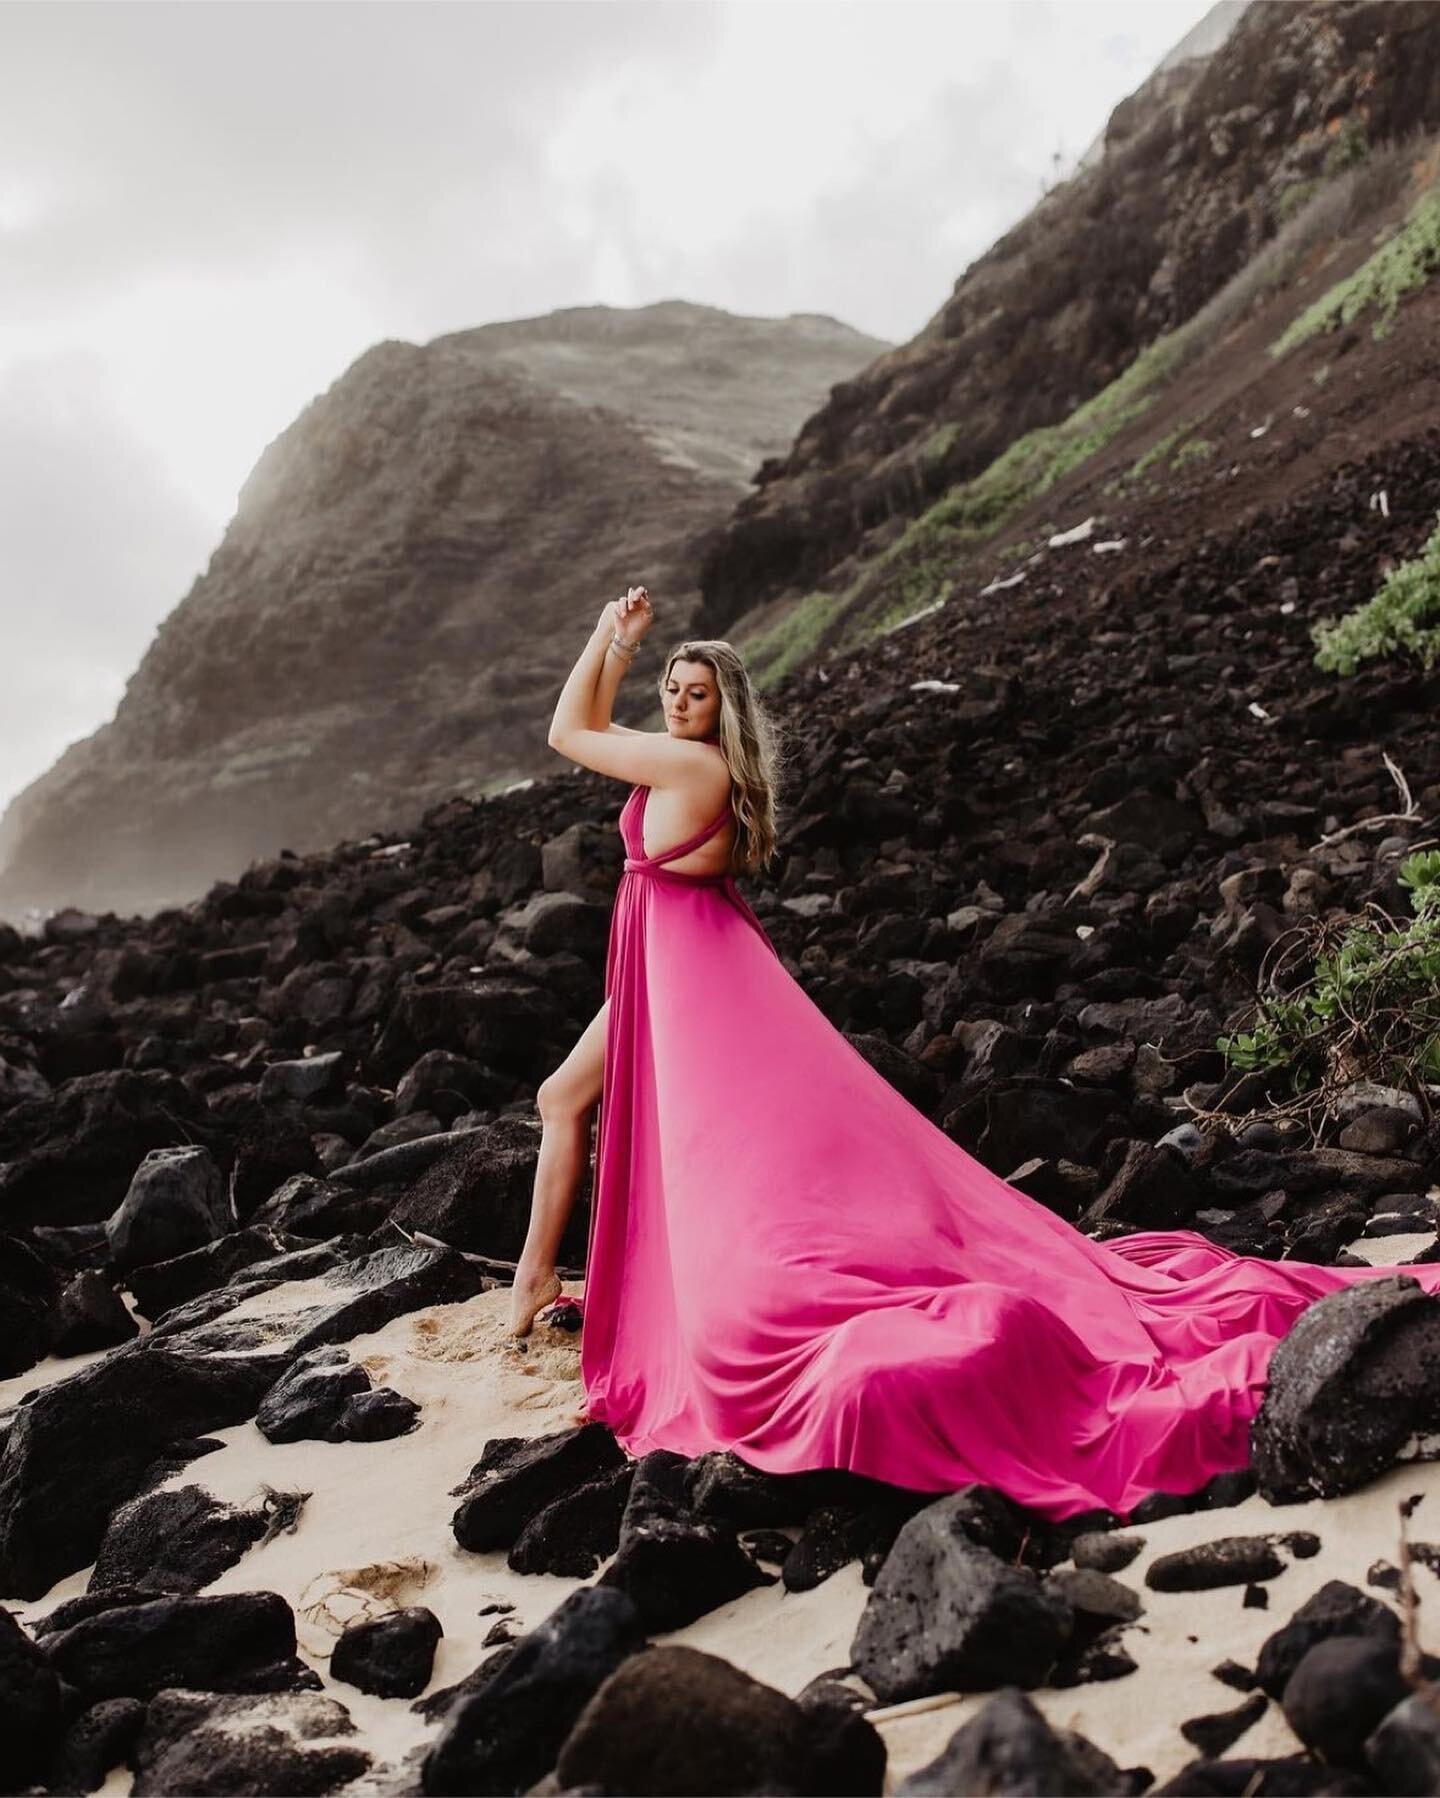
547,589,706,786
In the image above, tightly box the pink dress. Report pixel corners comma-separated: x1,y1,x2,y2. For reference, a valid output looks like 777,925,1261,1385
578,740,1440,1520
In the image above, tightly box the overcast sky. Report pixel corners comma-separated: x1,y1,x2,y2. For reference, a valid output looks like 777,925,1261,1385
0,0,1217,817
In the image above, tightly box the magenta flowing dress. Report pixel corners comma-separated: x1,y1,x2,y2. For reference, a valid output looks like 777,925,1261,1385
578,740,1440,1521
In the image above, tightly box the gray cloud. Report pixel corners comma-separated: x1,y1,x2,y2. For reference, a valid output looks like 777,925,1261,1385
0,350,213,804
0,0,1218,817
1,1,719,318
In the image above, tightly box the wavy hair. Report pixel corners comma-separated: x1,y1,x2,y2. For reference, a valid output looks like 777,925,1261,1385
656,640,785,874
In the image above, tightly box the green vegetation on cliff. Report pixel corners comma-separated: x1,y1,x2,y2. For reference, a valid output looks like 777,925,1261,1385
1271,184,1440,355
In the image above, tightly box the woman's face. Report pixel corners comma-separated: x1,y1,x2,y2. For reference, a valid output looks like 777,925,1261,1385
664,661,720,738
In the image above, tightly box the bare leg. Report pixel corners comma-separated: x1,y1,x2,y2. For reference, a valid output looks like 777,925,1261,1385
509,997,609,1338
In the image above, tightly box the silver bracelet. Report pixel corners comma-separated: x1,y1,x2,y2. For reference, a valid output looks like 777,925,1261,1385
608,632,639,661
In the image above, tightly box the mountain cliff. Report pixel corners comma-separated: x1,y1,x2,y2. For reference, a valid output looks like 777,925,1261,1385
0,304,886,920
698,0,1440,642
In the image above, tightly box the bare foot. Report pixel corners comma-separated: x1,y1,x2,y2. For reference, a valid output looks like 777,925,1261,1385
508,1267,562,1338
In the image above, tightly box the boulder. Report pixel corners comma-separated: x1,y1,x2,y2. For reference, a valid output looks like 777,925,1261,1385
451,1424,626,1554
104,1146,231,1276
850,1494,1074,1702
331,1606,442,1699
595,1451,775,1631
89,1484,301,1596
0,1606,67,1789
421,1587,645,1797
129,1688,368,1794
0,1232,61,1376
897,1684,1128,1795
42,1590,316,1701
556,1643,884,1798
1251,1277,1440,1502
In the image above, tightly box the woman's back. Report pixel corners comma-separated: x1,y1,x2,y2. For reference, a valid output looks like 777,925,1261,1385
634,736,735,877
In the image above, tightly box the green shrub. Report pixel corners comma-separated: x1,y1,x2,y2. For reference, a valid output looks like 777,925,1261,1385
1215,850,1440,1125
1171,436,1216,467
1312,508,1440,674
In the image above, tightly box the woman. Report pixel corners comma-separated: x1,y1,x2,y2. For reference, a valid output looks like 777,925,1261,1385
512,585,1440,1523
507,584,780,1343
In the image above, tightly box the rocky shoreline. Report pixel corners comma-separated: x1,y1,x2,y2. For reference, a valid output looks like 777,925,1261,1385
7,1240,1440,1794
3,434,1440,1789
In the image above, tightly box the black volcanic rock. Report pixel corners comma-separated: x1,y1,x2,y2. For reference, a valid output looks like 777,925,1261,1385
507,1464,635,1579
52,1267,138,1353
421,1586,646,1797
0,1606,67,1789
897,1685,1131,1796
0,1231,61,1376
1145,1536,1287,1592
1366,1691,1440,1795
1254,1580,1400,1701
1280,1633,1414,1767
1070,1531,1145,1574
129,1688,369,1794
41,1590,316,1702
451,1425,628,1554
386,1114,578,1263
46,1695,147,1795
1250,1277,1440,1502
0,1068,220,1228
0,1342,287,1600
555,1644,887,1798
1084,1138,1202,1231
595,1451,775,1632
331,1606,442,1699
227,1107,321,1222
850,1493,1074,1702
125,1225,297,1319
1177,1692,1270,1763
88,1484,287,1596
104,1144,232,1275
255,1346,372,1443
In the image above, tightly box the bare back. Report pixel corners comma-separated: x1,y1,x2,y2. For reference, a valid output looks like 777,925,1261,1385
642,749,737,876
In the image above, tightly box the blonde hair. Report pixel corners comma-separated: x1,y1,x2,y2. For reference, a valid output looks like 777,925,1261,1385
657,640,786,873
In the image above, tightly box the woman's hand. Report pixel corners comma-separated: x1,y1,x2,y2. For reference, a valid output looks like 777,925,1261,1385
599,585,654,649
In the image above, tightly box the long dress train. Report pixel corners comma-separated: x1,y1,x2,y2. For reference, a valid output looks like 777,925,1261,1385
579,743,1440,1522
